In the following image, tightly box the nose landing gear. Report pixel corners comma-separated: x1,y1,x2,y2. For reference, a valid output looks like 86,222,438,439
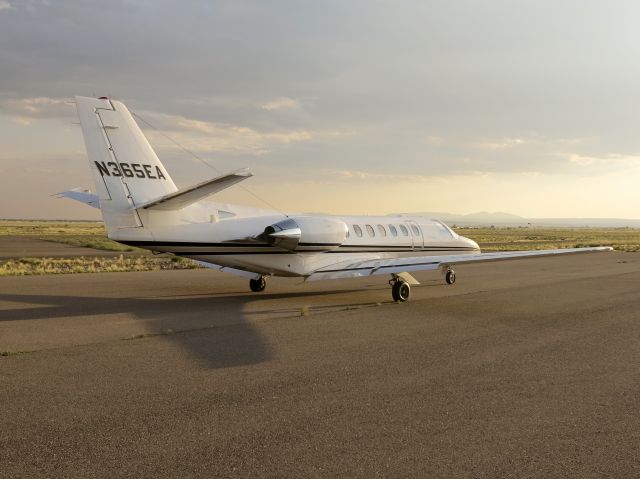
249,276,266,292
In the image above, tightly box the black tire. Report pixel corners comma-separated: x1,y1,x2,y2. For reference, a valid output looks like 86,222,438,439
445,270,456,285
392,281,410,302
249,277,266,292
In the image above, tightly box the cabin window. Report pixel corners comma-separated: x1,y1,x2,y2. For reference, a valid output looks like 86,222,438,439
353,224,363,237
377,224,387,237
411,225,421,236
365,224,375,237
389,224,398,237
399,224,409,236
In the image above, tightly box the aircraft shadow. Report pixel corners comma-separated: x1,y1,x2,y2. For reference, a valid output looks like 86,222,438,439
0,286,373,370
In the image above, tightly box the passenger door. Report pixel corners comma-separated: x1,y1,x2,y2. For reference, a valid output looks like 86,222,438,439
404,220,423,250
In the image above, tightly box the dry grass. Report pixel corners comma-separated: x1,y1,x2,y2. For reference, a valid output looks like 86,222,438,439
0,350,34,357
0,255,199,276
0,220,138,252
0,220,203,275
39,235,140,252
455,227,640,252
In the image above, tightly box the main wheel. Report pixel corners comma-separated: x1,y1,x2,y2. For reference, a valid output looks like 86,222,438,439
392,281,411,302
249,277,266,292
445,270,456,285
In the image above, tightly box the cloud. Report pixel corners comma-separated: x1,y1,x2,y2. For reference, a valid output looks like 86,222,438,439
565,153,640,168
473,136,588,151
2,0,52,13
135,109,345,156
1,1,640,217
260,97,301,111
425,135,445,146
473,138,527,150
332,169,448,184
0,96,74,124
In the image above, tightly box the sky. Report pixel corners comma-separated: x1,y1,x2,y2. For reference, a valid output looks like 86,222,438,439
1,0,640,220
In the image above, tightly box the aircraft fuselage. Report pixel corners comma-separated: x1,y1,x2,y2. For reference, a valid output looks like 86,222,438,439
113,213,480,277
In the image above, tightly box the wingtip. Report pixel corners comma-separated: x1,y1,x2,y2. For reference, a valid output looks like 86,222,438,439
235,167,253,177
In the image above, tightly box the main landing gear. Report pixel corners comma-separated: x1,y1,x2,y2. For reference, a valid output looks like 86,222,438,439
445,268,456,285
390,268,457,302
390,277,411,302
249,276,266,292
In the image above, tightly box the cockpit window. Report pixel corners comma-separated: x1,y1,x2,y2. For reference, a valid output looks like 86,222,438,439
353,225,363,237
423,220,456,239
389,225,398,237
399,224,409,236
433,220,456,238
377,224,387,237
365,224,375,237
411,225,421,236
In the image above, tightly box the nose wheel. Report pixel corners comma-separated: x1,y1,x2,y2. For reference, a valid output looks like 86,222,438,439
390,279,411,302
249,276,266,292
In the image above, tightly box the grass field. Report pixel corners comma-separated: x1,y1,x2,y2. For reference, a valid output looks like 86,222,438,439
455,227,640,252
0,220,184,275
0,220,138,252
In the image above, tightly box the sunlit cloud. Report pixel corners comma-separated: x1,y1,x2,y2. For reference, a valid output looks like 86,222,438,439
1,1,640,219
261,97,301,111
565,153,640,168
2,0,51,13
472,136,589,152
0,96,74,124
335,169,432,182
473,137,527,150
327,169,490,184
137,110,345,156
425,135,445,146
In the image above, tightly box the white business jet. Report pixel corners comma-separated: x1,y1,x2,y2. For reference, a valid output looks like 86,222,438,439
59,96,612,302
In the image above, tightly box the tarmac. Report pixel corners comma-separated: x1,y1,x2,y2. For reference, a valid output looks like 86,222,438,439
1,250,640,478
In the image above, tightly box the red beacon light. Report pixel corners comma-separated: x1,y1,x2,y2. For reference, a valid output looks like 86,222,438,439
98,96,109,100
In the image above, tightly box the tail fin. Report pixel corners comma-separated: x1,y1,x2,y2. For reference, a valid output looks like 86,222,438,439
75,96,178,232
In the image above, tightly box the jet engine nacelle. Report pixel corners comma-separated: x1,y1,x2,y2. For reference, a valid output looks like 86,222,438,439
263,217,348,251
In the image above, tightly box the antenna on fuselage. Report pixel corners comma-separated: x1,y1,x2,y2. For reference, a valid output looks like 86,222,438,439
130,110,288,218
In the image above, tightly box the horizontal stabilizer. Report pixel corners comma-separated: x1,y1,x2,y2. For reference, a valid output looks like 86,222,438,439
135,168,253,211
55,188,100,209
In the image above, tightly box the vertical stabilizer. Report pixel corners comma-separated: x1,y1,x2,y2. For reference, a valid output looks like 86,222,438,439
75,96,178,233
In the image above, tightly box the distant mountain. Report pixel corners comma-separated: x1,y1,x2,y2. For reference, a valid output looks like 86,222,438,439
393,211,640,228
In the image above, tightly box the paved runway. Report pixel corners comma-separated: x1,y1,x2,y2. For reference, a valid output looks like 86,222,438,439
1,252,639,477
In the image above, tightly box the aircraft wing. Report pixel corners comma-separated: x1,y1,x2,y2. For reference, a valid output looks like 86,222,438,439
192,260,262,280
135,168,253,211
306,246,613,281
